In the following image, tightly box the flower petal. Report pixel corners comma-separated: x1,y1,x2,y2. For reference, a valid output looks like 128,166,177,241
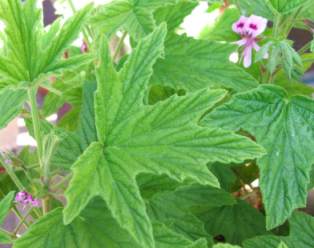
246,15,268,37
232,16,248,35
243,45,253,68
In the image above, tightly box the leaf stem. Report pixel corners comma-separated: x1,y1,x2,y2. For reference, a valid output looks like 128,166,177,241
28,87,50,215
13,209,31,235
113,31,128,62
66,0,93,43
298,41,312,55
51,174,72,191
28,87,43,169
0,227,15,239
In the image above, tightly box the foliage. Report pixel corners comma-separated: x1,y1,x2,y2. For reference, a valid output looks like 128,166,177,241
0,0,313,247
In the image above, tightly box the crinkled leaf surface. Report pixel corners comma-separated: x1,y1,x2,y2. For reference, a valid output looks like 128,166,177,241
0,0,91,85
63,25,264,248
153,223,208,248
147,185,235,244
14,198,206,248
91,0,176,39
14,199,139,248
204,84,314,229
244,235,282,248
151,34,259,92
214,244,242,248
0,88,26,129
51,82,97,169
154,0,197,32
283,212,314,248
198,200,267,244
244,212,314,248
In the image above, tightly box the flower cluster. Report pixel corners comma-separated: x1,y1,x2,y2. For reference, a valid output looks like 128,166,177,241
232,15,268,68
15,191,41,208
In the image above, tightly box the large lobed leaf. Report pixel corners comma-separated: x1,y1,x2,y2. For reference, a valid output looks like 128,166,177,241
204,84,314,229
63,25,265,248
151,34,259,92
14,198,206,248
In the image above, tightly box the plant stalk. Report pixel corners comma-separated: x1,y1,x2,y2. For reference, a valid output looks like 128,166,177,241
28,87,50,215
113,31,128,61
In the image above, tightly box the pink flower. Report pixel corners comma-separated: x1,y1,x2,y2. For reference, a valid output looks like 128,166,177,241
15,191,41,208
15,191,29,205
232,15,268,67
80,41,89,53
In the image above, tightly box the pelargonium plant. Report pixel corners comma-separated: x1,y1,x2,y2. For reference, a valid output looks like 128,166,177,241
0,0,313,247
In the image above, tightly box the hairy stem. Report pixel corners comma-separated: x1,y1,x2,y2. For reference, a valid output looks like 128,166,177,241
13,209,31,235
67,0,93,43
28,87,50,215
113,31,128,62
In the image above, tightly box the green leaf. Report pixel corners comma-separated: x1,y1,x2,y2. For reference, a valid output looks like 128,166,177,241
64,25,264,248
283,212,314,247
277,242,288,248
14,199,139,248
244,212,314,248
151,34,259,92
38,6,93,75
0,232,11,244
0,191,15,224
0,191,15,244
147,185,235,243
199,7,240,42
199,200,267,244
264,40,303,80
243,235,282,248
51,82,97,169
0,0,91,84
91,0,177,39
154,0,198,32
153,223,208,248
0,88,26,129
213,244,242,248
269,0,312,14
236,0,313,20
209,163,237,192
204,84,314,229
